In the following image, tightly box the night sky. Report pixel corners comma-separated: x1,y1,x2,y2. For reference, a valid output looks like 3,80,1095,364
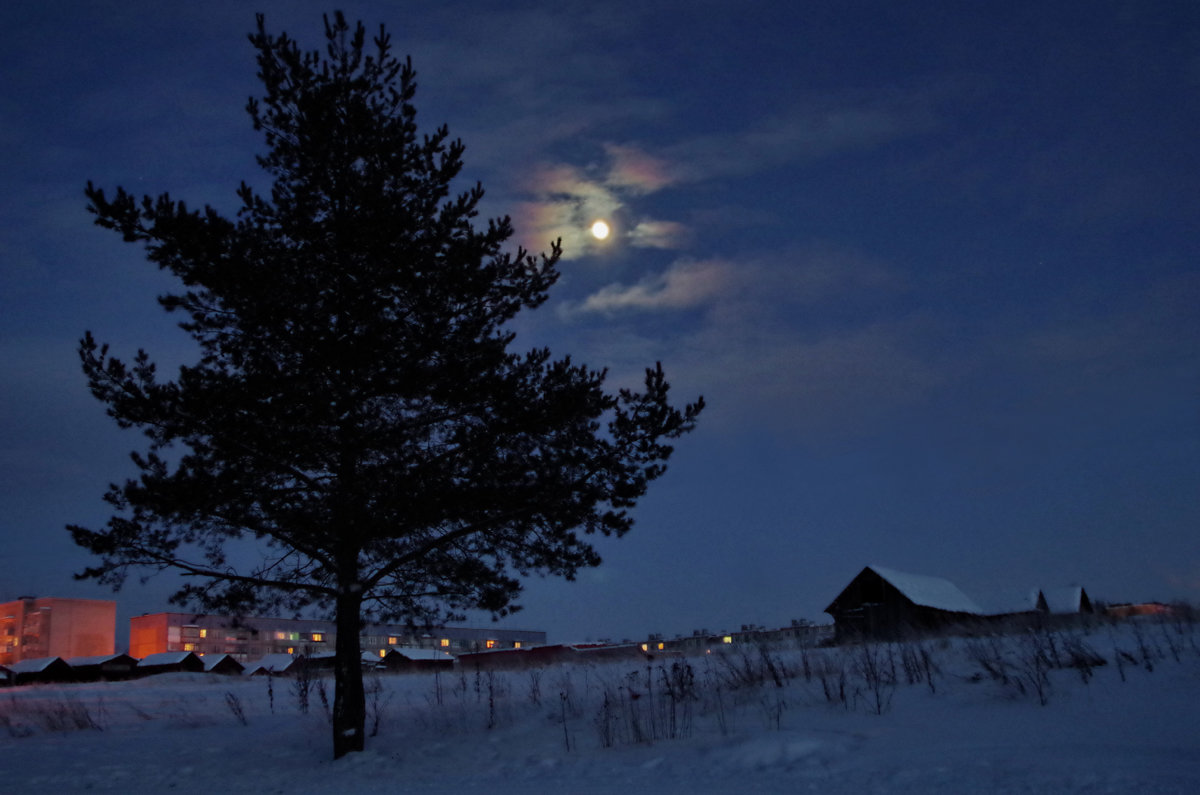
3,1,1198,647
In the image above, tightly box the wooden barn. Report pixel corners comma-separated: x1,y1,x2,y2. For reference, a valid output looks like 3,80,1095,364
3,656,74,685
379,647,454,673
825,565,983,640
244,653,302,676
66,653,138,681
202,653,245,676
136,651,206,677
1038,586,1094,616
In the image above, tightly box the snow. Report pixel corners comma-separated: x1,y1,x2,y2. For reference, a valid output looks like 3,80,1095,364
869,564,984,614
2,620,1199,793
63,654,129,667
243,653,299,674
138,652,196,666
5,656,65,674
1041,586,1087,614
387,647,453,661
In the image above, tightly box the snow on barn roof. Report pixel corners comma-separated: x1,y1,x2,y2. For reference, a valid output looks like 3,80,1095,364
244,653,297,674
386,647,453,661
201,653,242,672
869,565,984,615
138,652,197,666
6,656,66,673
65,654,129,667
1040,586,1088,614
972,588,1042,616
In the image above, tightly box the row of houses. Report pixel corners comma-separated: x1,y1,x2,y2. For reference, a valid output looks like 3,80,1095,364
0,645,466,687
3,597,545,666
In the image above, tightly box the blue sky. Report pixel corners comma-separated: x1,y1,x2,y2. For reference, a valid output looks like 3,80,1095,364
3,1,1198,645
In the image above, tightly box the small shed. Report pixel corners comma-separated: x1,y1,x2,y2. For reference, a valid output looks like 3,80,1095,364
5,656,74,686
136,651,206,677
201,653,245,676
66,653,138,681
825,565,983,640
1038,586,1094,615
380,647,454,673
244,653,301,676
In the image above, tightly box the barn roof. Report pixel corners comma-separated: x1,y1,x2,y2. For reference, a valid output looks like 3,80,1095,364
6,656,67,673
201,653,244,672
244,653,297,674
868,565,983,615
1039,586,1089,614
65,654,133,667
139,651,200,666
972,588,1042,616
384,647,453,661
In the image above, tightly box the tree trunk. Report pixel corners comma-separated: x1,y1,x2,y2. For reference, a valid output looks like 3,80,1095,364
332,587,365,759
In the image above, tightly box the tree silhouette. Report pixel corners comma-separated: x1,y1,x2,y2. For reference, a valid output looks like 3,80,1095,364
70,12,702,759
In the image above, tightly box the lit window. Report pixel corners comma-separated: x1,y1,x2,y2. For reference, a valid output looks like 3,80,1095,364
485,640,497,649
183,642,195,651
379,649,386,658
388,636,398,645
199,629,207,638
440,639,450,647
722,636,733,644
311,632,324,642
275,631,287,640
513,642,522,649
286,647,294,655
641,643,649,652
657,642,665,651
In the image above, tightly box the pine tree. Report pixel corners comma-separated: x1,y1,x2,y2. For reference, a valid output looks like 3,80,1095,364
71,12,702,759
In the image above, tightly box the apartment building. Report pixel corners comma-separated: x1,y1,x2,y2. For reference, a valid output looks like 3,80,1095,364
0,597,116,665
130,612,545,661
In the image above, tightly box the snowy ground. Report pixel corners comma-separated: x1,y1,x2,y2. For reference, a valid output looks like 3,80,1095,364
2,620,1199,793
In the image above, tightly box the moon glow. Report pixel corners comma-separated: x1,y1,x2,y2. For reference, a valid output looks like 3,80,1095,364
590,220,611,240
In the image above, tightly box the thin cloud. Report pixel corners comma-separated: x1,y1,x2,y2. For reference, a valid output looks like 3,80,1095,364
627,220,690,249
665,101,933,183
573,258,734,314
565,244,902,317
603,143,678,194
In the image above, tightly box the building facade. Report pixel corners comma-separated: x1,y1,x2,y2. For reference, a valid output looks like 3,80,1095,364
129,612,545,661
0,597,116,665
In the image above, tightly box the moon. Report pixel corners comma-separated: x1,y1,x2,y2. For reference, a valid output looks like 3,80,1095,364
590,220,610,240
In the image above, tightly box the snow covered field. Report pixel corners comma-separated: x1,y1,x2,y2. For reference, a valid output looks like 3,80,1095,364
2,620,1199,793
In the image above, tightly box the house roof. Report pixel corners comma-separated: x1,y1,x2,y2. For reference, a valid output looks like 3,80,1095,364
972,588,1042,616
139,652,201,666
867,565,983,615
65,654,134,667
1040,586,1088,614
384,647,453,661
7,656,67,673
244,653,298,674
201,653,243,672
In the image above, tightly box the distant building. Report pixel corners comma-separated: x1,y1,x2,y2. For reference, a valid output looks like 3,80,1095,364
130,611,545,662
825,565,984,640
824,565,1097,640
0,597,116,665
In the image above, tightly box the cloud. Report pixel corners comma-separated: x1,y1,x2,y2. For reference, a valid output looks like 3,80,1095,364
664,102,932,183
627,220,690,250
602,143,678,195
565,244,902,317
573,258,734,314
